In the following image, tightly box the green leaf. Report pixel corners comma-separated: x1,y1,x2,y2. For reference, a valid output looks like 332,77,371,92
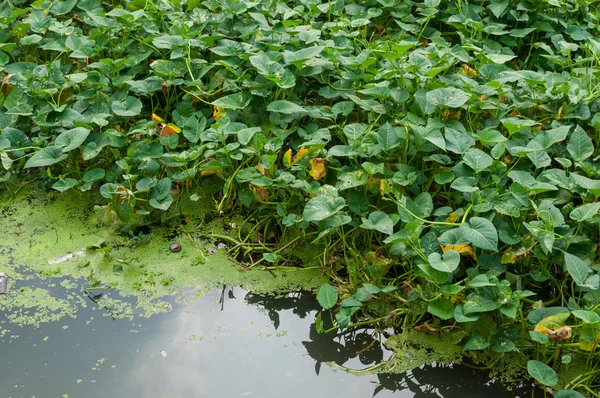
360,211,394,235
55,127,91,153
570,202,600,222
464,335,489,351
282,46,324,64
571,310,600,324
303,196,346,222
182,115,207,144
52,178,78,192
317,283,338,310
335,309,352,328
149,177,173,211
428,250,460,273
237,127,262,145
528,307,570,324
50,0,77,15
461,217,498,251
348,191,369,215
463,148,493,172
266,100,307,115
427,298,455,320
83,168,105,183
211,92,253,110
502,117,537,135
152,35,185,49
527,360,558,387
464,293,502,314
445,128,474,154
426,87,471,108
567,127,594,162
489,0,508,17
377,123,401,151
112,96,143,117
468,274,496,288
262,253,279,263
529,331,549,344
564,252,591,287
24,147,68,169
454,304,480,322
363,284,381,294
555,390,586,398
451,176,479,192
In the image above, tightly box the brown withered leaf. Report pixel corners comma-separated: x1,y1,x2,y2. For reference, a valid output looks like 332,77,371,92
309,158,328,180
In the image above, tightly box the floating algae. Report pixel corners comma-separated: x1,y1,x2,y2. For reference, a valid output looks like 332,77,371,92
0,188,326,329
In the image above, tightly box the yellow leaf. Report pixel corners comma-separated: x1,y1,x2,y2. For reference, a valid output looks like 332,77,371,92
213,106,226,121
292,146,309,165
460,64,477,77
447,211,460,223
283,149,292,167
151,113,164,122
442,244,476,260
309,158,328,180
160,123,181,137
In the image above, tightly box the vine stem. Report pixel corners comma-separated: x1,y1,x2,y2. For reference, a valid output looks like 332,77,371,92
321,309,406,333
333,352,397,374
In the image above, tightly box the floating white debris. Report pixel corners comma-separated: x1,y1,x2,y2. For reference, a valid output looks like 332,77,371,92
0,273,7,294
48,250,86,265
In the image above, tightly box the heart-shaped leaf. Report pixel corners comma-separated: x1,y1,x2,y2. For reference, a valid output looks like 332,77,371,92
527,360,558,387
428,250,460,273
24,146,68,169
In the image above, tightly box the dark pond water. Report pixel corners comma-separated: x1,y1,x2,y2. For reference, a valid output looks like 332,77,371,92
0,277,533,398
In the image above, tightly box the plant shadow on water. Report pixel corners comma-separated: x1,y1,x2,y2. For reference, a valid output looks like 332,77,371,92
247,291,536,398
0,275,534,398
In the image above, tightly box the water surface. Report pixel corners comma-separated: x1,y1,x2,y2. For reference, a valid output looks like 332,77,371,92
0,277,532,398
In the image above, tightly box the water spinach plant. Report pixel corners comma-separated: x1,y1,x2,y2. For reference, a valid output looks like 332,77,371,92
2,0,600,394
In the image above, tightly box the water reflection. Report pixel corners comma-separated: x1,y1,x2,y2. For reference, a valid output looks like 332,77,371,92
0,279,531,398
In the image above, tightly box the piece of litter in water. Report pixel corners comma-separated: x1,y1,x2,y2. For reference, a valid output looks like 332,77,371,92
0,273,7,294
160,350,167,358
49,250,86,265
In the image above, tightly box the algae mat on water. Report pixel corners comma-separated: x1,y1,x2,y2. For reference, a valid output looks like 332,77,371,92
0,189,326,328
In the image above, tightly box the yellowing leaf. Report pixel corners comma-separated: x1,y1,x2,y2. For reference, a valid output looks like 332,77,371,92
442,244,476,260
151,113,164,122
309,158,328,180
251,185,269,202
160,123,181,137
460,64,477,77
283,149,292,167
366,177,381,192
534,313,571,336
447,212,460,223
579,339,596,351
292,146,309,165
379,179,391,195
256,163,268,176
213,106,226,121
